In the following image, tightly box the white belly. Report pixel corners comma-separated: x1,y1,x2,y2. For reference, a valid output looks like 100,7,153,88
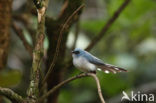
73,56,96,72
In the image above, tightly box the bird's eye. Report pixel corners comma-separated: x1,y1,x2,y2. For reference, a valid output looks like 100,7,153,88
74,51,80,54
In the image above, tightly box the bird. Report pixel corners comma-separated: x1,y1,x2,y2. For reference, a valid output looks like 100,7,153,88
72,48,127,74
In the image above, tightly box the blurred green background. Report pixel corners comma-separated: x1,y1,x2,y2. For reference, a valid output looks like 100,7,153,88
1,0,156,103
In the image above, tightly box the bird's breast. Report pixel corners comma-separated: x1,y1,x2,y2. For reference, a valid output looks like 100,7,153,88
73,56,96,72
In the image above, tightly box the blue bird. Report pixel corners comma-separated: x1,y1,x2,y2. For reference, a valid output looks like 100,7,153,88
72,48,127,73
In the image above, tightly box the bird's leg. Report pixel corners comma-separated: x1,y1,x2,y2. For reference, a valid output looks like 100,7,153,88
89,71,96,74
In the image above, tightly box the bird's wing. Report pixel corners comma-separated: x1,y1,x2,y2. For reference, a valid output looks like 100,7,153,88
82,51,105,65
83,51,127,73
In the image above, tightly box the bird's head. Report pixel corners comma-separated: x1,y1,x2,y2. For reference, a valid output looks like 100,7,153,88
72,48,85,58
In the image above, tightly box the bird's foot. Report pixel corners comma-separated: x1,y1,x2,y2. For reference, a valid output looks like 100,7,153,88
89,71,96,74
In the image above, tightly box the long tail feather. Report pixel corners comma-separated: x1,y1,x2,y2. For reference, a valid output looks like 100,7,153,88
97,63,127,74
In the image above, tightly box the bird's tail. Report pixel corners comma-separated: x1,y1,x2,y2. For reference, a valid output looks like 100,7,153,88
97,63,127,74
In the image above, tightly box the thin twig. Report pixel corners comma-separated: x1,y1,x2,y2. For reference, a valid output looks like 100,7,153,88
89,73,105,103
42,4,85,85
72,20,80,50
12,22,33,56
58,0,68,19
85,0,131,51
39,73,105,103
0,87,23,103
13,14,36,46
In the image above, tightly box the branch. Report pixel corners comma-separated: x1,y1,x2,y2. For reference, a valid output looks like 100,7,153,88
27,0,49,99
90,73,105,103
0,87,23,103
39,73,105,103
12,22,33,56
33,0,49,23
85,0,131,51
41,4,85,85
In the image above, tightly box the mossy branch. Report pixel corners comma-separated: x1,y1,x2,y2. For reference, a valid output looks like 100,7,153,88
0,87,23,103
27,0,48,101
